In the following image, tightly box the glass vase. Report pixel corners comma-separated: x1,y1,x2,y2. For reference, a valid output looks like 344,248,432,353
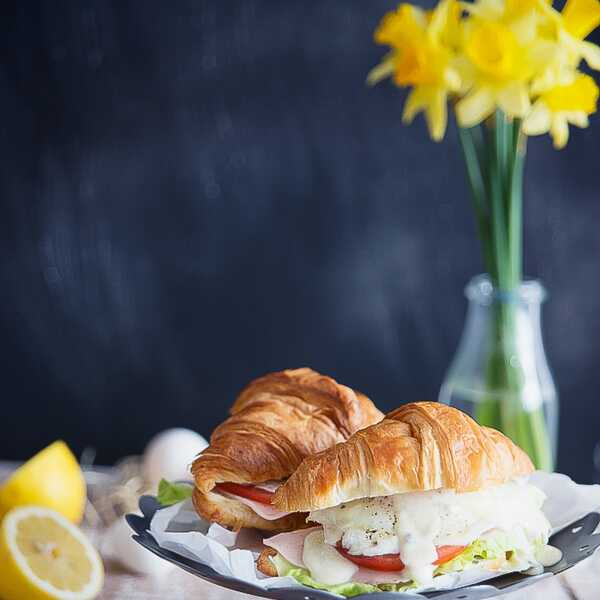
439,274,558,471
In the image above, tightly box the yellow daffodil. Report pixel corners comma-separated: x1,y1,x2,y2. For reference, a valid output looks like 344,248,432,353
455,0,554,127
526,0,600,148
464,0,550,36
558,0,600,69
533,0,600,89
523,73,599,147
368,0,461,141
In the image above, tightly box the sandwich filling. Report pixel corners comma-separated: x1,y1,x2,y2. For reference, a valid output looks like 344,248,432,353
214,481,291,521
264,479,556,593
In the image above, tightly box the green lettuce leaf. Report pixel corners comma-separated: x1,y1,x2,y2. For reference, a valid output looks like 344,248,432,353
270,532,534,596
157,479,194,506
272,554,379,598
434,538,505,575
435,532,545,575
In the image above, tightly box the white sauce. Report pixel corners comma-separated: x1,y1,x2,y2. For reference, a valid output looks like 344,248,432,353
307,480,551,586
302,530,358,585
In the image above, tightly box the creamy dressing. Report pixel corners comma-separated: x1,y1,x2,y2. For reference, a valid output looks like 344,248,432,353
265,528,413,585
307,480,551,585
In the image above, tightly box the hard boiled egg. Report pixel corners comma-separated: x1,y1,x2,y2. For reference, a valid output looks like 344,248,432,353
142,428,208,487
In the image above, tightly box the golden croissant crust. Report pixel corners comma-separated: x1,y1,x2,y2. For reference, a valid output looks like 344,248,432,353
273,401,534,512
191,368,383,530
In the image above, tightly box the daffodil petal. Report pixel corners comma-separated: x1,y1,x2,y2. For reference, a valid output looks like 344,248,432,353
510,10,538,45
562,0,600,40
453,55,477,93
402,88,428,124
550,116,570,148
528,41,560,78
579,40,600,70
375,4,426,46
366,58,396,86
461,0,503,20
497,82,531,118
542,74,598,113
428,0,450,38
456,87,496,127
445,67,462,92
565,110,590,127
531,65,576,96
523,101,552,135
425,90,448,141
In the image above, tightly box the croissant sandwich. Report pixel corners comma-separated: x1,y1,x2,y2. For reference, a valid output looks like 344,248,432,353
191,368,383,532
259,402,558,595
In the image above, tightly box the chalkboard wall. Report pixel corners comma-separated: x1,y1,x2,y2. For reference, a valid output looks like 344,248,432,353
2,1,599,482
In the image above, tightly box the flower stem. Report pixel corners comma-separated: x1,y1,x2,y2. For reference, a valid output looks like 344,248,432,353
508,120,525,284
457,125,495,279
458,111,554,471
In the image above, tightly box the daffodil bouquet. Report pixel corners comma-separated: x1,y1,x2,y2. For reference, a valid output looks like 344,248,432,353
369,0,600,470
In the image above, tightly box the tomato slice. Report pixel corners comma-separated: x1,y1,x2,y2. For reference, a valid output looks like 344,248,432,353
215,482,275,505
336,546,405,571
336,544,466,572
433,545,467,565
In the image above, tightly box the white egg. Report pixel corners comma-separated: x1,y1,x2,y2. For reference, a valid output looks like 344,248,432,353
142,428,208,487
103,516,173,577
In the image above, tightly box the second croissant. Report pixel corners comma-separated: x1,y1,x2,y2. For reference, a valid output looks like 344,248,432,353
191,368,382,532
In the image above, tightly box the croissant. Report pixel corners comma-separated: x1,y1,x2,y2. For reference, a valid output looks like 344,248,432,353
191,368,383,531
273,401,534,512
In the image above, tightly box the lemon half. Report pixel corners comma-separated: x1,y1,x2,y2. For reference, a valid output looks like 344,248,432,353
0,441,86,523
0,505,104,600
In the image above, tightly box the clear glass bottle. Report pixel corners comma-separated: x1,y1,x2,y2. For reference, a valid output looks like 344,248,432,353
439,275,558,471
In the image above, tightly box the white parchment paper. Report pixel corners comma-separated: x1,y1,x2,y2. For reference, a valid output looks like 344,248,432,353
148,472,600,595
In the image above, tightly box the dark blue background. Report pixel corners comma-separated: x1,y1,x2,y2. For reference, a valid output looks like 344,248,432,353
1,1,599,481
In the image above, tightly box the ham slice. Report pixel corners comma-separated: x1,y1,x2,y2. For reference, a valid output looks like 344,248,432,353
264,527,319,566
218,490,291,521
263,527,411,585
253,481,281,493
353,566,412,585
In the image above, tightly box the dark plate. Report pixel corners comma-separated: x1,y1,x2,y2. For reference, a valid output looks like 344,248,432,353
126,497,600,600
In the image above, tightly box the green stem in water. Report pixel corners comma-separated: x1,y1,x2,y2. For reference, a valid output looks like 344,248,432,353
488,110,510,289
458,111,554,471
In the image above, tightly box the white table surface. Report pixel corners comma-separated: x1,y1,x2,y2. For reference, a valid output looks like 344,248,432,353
1,462,597,599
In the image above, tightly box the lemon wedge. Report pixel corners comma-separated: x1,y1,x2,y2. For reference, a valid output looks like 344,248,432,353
0,506,104,600
0,441,86,523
